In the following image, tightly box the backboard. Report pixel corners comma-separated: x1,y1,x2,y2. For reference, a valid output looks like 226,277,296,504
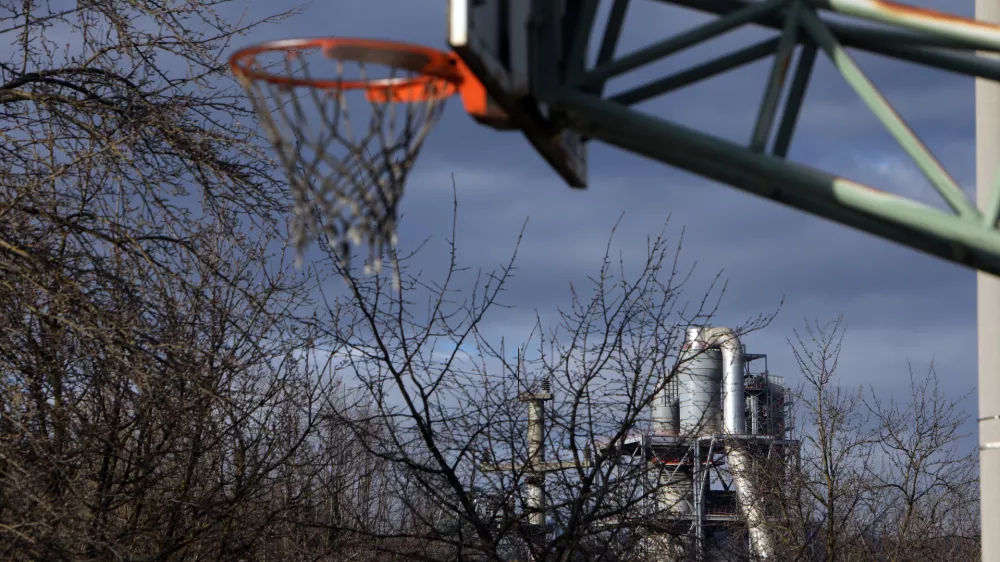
448,0,588,188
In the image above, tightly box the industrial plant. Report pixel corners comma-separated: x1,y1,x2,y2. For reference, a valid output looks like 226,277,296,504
505,326,798,561
632,325,796,559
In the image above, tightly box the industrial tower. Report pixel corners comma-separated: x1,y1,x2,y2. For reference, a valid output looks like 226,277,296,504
605,326,797,560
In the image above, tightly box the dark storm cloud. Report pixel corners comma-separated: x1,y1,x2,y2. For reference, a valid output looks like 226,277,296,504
242,0,980,417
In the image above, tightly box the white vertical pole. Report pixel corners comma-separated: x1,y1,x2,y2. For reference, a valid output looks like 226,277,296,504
976,2,1000,559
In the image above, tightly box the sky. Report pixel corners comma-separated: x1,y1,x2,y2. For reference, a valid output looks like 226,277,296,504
230,0,982,443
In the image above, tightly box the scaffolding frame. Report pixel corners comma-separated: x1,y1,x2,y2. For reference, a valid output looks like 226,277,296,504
609,350,800,559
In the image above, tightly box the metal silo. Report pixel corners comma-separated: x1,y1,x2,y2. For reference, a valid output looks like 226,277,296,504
653,377,680,434
678,344,723,435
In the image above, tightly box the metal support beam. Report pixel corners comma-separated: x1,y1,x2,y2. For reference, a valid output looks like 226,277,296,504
535,0,1000,274
551,88,1000,275
594,0,631,95
692,438,704,560
817,0,1000,51
565,0,600,83
660,0,1000,69
574,0,789,89
799,6,979,219
750,1,803,151
772,41,817,158
610,37,782,106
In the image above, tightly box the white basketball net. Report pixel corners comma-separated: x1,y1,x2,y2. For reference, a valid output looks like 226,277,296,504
237,48,451,284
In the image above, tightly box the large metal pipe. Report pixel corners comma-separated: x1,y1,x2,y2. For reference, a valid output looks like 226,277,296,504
728,448,773,559
703,327,746,435
703,327,773,560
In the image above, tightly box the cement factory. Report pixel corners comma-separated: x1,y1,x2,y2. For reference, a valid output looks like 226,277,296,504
634,325,796,559
503,326,797,560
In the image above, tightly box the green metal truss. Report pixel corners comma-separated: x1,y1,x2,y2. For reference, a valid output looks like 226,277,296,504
532,0,1000,275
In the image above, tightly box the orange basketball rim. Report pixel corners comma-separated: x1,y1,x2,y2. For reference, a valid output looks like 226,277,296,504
228,37,492,119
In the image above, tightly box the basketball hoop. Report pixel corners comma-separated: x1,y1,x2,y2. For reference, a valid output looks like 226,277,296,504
230,38,475,282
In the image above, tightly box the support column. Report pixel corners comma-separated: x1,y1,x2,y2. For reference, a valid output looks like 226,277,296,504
519,384,553,528
977,2,1000,560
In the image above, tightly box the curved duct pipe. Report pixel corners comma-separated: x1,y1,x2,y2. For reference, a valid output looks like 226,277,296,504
702,327,773,560
702,327,745,435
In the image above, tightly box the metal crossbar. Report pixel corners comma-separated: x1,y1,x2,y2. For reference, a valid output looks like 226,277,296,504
538,0,1000,274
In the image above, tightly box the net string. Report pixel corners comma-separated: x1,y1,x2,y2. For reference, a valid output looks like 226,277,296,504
240,47,450,287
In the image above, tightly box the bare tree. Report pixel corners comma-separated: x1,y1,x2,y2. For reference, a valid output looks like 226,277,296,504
863,365,980,561
0,1,371,559
788,316,879,561
744,317,981,562
310,190,776,561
